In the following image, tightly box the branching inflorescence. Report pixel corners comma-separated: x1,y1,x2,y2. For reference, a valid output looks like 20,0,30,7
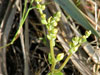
35,0,91,75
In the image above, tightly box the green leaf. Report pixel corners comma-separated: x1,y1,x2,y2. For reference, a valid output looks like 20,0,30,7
54,0,100,38
48,53,52,64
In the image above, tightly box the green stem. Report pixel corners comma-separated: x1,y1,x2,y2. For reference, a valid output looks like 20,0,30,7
0,43,11,49
0,0,35,49
23,0,27,18
58,53,72,71
11,7,36,44
50,40,56,72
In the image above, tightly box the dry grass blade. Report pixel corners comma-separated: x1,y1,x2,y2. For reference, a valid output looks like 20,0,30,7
0,0,16,75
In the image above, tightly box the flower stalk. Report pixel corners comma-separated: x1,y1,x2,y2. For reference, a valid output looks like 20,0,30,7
35,0,61,73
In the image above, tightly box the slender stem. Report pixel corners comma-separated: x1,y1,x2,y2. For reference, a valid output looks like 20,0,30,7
58,53,72,71
50,40,56,72
0,2,36,49
11,7,36,44
23,0,27,18
0,43,11,49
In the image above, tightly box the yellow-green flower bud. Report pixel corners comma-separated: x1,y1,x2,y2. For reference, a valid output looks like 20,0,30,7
72,37,80,42
85,30,91,38
47,34,56,42
51,21,57,27
41,13,46,19
56,53,64,62
72,37,79,45
41,5,45,10
36,4,41,9
54,12,61,18
48,17,52,23
39,9,43,14
55,17,60,22
52,28,58,34
41,19,47,24
74,46,79,52
56,12,61,18
47,25,54,31
51,34,57,39
69,46,79,54
53,14,61,22
81,35,87,43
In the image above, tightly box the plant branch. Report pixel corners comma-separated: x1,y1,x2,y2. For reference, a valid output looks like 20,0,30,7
50,40,56,72
58,53,72,71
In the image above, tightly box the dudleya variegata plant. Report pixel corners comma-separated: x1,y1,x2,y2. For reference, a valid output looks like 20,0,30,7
35,0,91,75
